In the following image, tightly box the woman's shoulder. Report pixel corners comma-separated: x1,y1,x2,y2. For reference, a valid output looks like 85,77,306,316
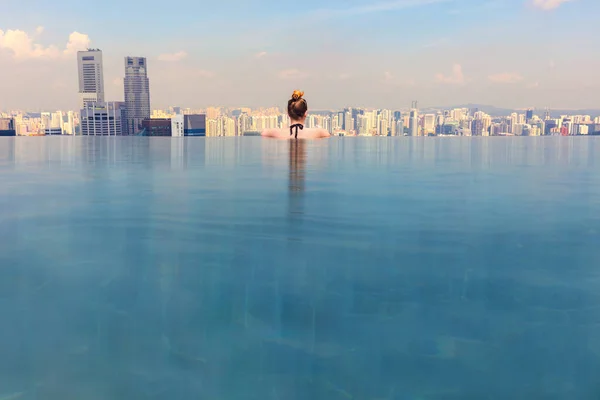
261,128,284,138
305,127,331,138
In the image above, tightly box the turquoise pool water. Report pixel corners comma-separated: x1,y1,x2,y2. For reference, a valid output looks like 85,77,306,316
1,137,599,399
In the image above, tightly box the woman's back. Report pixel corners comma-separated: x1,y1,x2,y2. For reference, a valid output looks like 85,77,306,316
261,127,330,140
260,90,330,140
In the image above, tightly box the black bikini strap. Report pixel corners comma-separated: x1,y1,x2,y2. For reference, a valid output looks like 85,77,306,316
289,123,304,139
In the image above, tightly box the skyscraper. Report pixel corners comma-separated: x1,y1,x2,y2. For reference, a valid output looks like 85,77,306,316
77,49,105,108
409,109,419,136
0,118,16,136
423,114,436,135
124,56,151,135
526,108,534,121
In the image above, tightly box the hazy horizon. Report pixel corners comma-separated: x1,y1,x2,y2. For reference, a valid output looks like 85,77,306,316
1,0,598,111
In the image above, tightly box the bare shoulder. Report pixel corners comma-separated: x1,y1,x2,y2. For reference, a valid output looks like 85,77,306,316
261,128,279,138
318,128,331,138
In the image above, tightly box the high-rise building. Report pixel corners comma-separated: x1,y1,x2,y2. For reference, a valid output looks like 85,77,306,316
171,114,184,137
0,118,16,136
526,109,534,121
64,111,75,135
409,109,419,136
423,114,435,135
509,113,518,134
80,102,126,136
183,114,206,136
77,49,105,108
124,56,151,135
513,123,525,136
471,119,484,136
344,110,352,132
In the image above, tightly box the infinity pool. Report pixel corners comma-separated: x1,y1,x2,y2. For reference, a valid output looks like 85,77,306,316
1,137,599,399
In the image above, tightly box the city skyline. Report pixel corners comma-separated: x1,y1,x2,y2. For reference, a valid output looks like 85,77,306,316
4,102,600,136
1,0,598,111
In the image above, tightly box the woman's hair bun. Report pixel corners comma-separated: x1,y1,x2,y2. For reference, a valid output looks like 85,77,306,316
291,90,304,101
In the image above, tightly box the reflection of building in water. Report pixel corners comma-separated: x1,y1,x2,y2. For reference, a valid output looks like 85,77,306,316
0,137,15,165
170,137,185,170
289,140,306,193
205,137,243,165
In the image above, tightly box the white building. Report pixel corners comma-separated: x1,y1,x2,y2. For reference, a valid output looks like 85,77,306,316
80,102,125,136
77,49,105,108
171,114,184,137
64,111,75,135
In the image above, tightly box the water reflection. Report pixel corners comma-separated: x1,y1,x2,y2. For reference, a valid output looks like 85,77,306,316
0,136,599,170
288,139,306,217
1,137,600,398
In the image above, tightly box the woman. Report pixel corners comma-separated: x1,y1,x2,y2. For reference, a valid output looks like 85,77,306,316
261,90,331,139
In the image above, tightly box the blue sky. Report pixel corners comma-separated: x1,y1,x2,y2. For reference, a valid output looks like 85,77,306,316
0,0,598,111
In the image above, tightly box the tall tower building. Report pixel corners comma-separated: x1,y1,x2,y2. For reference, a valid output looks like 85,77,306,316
423,114,436,135
526,108,534,121
124,56,151,135
409,109,419,136
77,49,105,108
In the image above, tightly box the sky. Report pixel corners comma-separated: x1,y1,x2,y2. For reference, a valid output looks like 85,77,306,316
0,0,598,111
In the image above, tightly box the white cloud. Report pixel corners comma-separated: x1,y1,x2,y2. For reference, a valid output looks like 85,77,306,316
158,51,188,62
63,32,91,56
0,28,90,60
435,63,465,84
532,0,573,10
255,51,267,58
338,73,351,80
278,69,308,80
0,29,59,59
488,72,524,83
